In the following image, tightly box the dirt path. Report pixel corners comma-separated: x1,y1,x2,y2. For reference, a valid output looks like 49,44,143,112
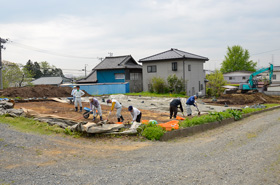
1,109,280,184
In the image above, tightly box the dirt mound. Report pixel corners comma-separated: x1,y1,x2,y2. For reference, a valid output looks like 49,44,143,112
0,85,91,98
217,93,280,105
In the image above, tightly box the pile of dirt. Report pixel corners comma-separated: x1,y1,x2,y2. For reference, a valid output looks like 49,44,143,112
0,85,91,98
216,93,280,105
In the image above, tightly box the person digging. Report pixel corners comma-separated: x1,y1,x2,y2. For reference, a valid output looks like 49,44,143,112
89,97,103,121
73,85,85,112
186,95,200,116
107,99,124,122
169,98,184,119
128,106,142,123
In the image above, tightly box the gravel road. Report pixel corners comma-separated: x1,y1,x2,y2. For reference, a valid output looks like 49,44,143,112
1,109,280,185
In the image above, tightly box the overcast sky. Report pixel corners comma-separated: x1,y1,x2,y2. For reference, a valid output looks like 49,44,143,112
1,0,279,76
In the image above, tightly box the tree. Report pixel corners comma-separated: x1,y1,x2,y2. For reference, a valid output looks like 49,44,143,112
39,61,64,77
23,60,64,78
220,45,257,73
23,60,42,79
167,74,185,94
206,69,227,97
2,61,33,88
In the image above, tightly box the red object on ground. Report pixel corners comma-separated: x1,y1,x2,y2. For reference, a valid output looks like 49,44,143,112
176,116,185,120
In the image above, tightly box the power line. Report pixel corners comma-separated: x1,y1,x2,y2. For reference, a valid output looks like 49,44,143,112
7,40,100,60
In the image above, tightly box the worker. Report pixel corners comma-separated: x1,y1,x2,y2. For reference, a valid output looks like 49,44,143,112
73,85,85,112
169,98,184,119
107,99,124,122
89,97,103,121
128,106,141,123
71,86,76,104
186,95,198,116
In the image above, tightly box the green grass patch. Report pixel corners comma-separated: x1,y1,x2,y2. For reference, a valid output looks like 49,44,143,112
263,104,280,109
125,91,186,98
0,115,64,135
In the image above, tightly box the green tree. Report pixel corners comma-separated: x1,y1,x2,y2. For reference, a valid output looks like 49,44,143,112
23,60,42,79
39,61,64,77
2,61,33,88
167,74,185,94
206,69,227,96
220,45,257,73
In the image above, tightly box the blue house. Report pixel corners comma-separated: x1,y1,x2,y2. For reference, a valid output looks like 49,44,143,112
76,55,143,93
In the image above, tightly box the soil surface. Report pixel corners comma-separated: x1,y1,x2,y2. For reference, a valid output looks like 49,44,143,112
0,85,90,98
14,101,172,124
1,108,279,184
203,93,280,105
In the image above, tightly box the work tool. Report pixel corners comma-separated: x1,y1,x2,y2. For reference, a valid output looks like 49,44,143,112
196,106,201,115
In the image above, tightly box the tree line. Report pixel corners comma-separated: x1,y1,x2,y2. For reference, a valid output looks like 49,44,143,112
2,60,64,88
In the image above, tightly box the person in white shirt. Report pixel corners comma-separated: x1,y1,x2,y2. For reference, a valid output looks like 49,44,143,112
73,86,85,112
71,86,76,104
107,99,124,122
128,106,141,123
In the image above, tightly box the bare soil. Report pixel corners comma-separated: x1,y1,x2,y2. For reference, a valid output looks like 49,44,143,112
0,85,90,98
203,93,280,105
14,101,171,124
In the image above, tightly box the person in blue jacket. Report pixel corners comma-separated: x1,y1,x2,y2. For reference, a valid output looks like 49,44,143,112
186,95,198,116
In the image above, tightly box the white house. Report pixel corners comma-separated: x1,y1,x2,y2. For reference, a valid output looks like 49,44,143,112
139,48,209,96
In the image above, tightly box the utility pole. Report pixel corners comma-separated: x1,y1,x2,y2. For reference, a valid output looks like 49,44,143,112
82,64,88,77
108,52,113,57
0,38,8,90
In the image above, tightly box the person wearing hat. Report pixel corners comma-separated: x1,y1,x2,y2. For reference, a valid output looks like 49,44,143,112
89,97,103,121
107,99,124,122
169,98,184,119
73,85,85,112
128,106,141,123
71,86,77,104
186,95,198,116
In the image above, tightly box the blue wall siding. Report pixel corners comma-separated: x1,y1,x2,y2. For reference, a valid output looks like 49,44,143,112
64,83,129,95
97,69,125,83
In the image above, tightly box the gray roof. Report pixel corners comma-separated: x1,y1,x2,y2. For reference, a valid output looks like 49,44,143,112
93,55,142,70
139,48,209,62
77,70,97,83
32,77,70,85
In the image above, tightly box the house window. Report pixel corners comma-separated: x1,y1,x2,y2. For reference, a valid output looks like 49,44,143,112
201,84,203,91
172,62,177,71
147,65,157,73
229,77,235,80
273,74,276,80
130,73,141,80
242,76,246,80
115,73,125,79
188,64,191,71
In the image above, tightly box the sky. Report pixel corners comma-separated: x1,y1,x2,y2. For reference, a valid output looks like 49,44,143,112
0,0,280,77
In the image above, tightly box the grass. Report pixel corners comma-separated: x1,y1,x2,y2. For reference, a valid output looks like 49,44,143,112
0,115,64,135
263,104,280,108
125,92,187,98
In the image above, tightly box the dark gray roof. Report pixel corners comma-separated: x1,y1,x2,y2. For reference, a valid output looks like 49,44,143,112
77,70,97,83
31,77,67,85
93,55,142,70
139,48,209,62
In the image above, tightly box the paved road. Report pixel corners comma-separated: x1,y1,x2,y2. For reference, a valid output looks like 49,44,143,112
1,109,280,185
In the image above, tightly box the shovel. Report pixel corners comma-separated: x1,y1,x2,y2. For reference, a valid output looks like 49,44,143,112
196,106,201,115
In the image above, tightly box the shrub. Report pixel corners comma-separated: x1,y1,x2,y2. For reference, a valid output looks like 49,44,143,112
141,123,165,140
151,76,168,94
167,74,186,94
